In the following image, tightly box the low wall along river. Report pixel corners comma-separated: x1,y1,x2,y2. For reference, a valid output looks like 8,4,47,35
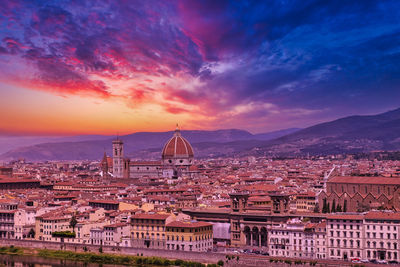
0,239,369,267
0,239,224,264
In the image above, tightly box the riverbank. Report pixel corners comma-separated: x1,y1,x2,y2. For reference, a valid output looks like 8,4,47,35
0,239,225,264
0,239,377,267
0,245,221,267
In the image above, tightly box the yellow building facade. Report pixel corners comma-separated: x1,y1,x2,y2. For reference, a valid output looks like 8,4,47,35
166,221,213,252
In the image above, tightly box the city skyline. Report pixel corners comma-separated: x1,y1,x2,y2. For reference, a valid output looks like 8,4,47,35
1,0,400,135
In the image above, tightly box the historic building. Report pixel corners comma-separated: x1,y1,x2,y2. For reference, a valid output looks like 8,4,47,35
295,192,317,213
103,223,130,246
130,213,175,249
326,214,363,261
100,151,113,178
165,221,213,252
326,211,400,262
112,138,124,178
363,212,400,262
184,191,325,250
161,127,194,178
184,191,400,262
318,176,400,212
110,126,194,180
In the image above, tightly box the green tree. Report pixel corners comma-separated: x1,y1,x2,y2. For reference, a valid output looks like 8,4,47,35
343,200,347,212
336,203,342,212
331,200,336,213
70,216,78,233
322,198,328,213
327,203,330,214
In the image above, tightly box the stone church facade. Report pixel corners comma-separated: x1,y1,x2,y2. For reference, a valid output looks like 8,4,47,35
318,176,400,212
101,126,194,180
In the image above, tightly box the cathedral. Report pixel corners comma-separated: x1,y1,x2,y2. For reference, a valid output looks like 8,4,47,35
101,126,194,180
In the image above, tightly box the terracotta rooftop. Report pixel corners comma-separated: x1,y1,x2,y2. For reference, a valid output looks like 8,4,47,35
132,213,171,220
89,200,119,204
130,161,161,166
328,176,400,185
0,179,39,184
326,214,364,220
166,221,213,228
365,211,400,221
104,223,128,228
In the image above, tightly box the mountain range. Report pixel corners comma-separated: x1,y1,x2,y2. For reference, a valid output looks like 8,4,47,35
0,128,300,161
1,107,400,161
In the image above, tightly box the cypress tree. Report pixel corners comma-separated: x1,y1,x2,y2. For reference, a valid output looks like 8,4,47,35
324,198,329,213
337,203,342,212
331,200,336,213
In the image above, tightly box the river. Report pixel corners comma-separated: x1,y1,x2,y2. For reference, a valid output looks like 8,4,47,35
0,254,133,267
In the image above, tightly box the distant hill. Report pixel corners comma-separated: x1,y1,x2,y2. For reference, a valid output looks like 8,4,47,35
0,135,110,155
3,107,399,161
253,107,400,156
253,128,301,140
138,108,400,158
0,128,300,161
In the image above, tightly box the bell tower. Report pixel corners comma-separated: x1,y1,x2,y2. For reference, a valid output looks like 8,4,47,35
229,191,249,213
112,138,124,178
101,151,109,178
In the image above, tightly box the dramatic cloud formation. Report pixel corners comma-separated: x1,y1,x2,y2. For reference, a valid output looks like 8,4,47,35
0,0,399,134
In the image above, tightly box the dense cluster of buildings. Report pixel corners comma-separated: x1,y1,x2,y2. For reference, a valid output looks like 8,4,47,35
0,129,400,262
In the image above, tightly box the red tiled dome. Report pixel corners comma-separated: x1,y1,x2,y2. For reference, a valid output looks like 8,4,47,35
162,128,194,159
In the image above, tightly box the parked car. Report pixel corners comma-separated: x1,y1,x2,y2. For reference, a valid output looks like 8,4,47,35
243,249,251,254
377,259,388,264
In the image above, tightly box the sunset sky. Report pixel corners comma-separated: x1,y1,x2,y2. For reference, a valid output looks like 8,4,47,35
0,0,399,135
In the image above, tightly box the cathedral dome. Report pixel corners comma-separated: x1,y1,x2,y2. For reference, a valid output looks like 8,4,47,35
162,126,194,160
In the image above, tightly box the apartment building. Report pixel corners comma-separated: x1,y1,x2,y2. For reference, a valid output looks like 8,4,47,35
327,214,364,260
130,213,175,249
103,223,130,246
90,227,103,245
364,212,400,262
269,218,305,258
314,221,327,260
35,211,74,242
165,221,213,252
295,192,317,213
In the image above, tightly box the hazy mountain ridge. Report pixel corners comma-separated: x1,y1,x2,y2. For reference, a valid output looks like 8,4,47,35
255,107,400,156
0,135,111,155
0,128,300,161
2,107,400,161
